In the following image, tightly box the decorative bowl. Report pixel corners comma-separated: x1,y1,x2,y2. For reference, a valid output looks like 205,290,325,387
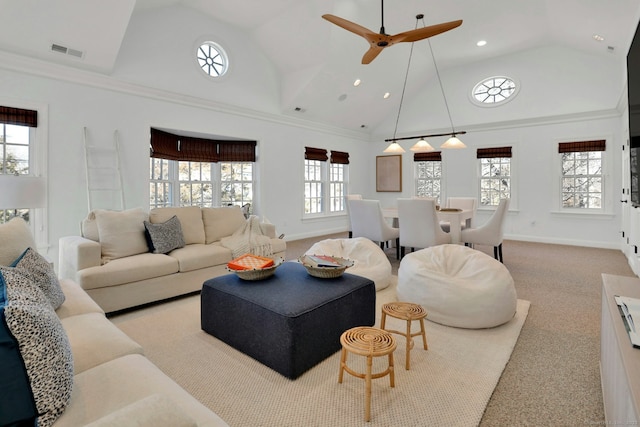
227,257,283,281
298,255,354,279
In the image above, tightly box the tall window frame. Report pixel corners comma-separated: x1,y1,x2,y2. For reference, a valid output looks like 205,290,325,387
558,140,605,210
478,146,512,207
414,151,442,204
303,147,349,217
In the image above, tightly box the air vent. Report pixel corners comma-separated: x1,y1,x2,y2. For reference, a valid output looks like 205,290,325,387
51,43,84,59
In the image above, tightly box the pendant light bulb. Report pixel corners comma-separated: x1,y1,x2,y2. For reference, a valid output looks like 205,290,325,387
441,135,466,149
383,141,406,153
410,138,434,152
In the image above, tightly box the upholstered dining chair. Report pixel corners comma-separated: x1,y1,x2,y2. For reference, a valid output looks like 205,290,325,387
460,198,510,262
348,199,400,259
346,194,363,238
440,197,477,232
397,198,451,258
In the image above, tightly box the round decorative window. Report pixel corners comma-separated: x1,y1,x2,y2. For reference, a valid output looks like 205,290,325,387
196,41,228,77
472,76,517,105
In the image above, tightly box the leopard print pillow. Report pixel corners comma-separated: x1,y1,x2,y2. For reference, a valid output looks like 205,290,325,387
0,268,74,427
8,247,65,309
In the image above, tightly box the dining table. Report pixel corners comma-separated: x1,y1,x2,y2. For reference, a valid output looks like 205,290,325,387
382,207,474,245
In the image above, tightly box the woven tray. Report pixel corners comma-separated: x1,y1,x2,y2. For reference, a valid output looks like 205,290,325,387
228,258,283,281
298,255,354,279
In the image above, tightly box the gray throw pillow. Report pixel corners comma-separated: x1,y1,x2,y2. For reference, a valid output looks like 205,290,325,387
6,247,65,310
144,215,186,254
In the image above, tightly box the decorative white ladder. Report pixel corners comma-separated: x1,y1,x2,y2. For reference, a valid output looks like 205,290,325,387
83,127,125,212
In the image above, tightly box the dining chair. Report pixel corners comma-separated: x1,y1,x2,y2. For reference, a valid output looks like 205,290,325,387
460,198,510,262
348,199,400,259
397,198,451,258
440,197,477,232
346,194,363,238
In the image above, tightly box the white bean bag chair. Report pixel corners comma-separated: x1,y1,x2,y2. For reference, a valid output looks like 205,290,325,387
397,244,517,328
304,237,392,291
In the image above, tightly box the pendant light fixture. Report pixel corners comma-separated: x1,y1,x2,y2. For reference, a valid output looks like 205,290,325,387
382,14,466,152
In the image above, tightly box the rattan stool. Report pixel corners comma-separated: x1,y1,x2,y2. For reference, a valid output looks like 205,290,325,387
338,326,396,422
380,302,428,370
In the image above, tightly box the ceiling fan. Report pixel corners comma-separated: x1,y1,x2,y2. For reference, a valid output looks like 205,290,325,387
322,0,462,64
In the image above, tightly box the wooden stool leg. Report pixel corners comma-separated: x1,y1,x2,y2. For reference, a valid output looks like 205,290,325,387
380,311,387,329
338,348,347,383
365,355,373,422
389,352,395,388
405,319,412,370
419,318,428,350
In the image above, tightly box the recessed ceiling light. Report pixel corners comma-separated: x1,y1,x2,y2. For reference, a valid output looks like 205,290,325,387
476,40,487,47
593,34,604,42
383,92,391,99
353,79,361,87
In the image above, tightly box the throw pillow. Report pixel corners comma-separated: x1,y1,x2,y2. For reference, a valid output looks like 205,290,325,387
201,206,247,244
149,206,205,245
94,208,149,261
7,248,65,310
0,217,36,266
0,268,74,427
144,215,185,254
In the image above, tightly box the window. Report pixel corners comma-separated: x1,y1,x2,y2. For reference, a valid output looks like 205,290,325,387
559,140,605,209
304,147,349,216
149,128,255,209
478,147,512,206
0,106,39,224
472,76,517,106
414,151,442,203
196,41,228,77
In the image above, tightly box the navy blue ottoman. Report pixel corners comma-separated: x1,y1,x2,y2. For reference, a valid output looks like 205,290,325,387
201,261,376,379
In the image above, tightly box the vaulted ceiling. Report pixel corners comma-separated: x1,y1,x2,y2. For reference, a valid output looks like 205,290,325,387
1,0,639,136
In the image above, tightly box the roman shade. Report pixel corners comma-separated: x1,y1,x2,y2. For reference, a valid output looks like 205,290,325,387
330,151,349,164
477,147,512,158
414,152,442,162
150,128,256,162
305,147,328,161
0,106,37,127
558,140,606,153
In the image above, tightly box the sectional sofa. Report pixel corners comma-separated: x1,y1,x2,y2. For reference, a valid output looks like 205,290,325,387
0,217,229,426
58,205,286,313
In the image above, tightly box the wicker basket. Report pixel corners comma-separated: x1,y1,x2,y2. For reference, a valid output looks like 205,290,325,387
298,255,354,279
228,258,283,281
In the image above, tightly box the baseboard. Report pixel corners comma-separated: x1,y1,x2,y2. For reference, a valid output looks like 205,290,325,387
505,233,620,250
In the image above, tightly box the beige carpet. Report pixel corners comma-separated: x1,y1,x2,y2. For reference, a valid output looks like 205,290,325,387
112,280,529,427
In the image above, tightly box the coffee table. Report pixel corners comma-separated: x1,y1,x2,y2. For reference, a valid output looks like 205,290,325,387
201,261,376,379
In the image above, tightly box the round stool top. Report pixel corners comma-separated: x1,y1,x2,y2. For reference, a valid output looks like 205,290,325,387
340,327,396,357
382,302,427,320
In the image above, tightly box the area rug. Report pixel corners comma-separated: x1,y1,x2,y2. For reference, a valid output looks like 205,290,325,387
111,282,529,427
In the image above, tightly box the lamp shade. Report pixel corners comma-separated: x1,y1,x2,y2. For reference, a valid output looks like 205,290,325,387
383,141,406,153
441,136,466,149
0,176,46,209
410,138,435,152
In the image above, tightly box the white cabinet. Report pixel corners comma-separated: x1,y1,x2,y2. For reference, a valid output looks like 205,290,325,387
601,274,640,423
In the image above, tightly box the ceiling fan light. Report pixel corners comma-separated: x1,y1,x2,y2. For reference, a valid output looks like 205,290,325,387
383,141,406,153
410,138,434,152
441,136,466,149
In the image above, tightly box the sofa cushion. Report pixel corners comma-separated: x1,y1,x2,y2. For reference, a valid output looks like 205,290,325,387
9,247,65,309
77,253,180,291
53,354,228,427
95,208,149,261
81,212,100,242
150,206,205,245
84,394,198,427
0,268,74,427
55,279,104,319
144,215,185,254
0,217,36,266
168,243,233,273
202,206,247,244
61,312,143,374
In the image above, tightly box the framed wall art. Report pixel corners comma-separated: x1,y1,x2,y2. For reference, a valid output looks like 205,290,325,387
376,155,402,192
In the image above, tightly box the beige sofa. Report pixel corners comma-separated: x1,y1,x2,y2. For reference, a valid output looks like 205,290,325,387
58,206,286,313
0,218,228,426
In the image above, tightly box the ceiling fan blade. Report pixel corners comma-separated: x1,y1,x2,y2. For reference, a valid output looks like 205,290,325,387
362,46,384,64
392,19,463,43
322,14,378,41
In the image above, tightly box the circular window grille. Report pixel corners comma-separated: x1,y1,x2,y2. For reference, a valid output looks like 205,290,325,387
472,76,517,105
196,41,228,77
